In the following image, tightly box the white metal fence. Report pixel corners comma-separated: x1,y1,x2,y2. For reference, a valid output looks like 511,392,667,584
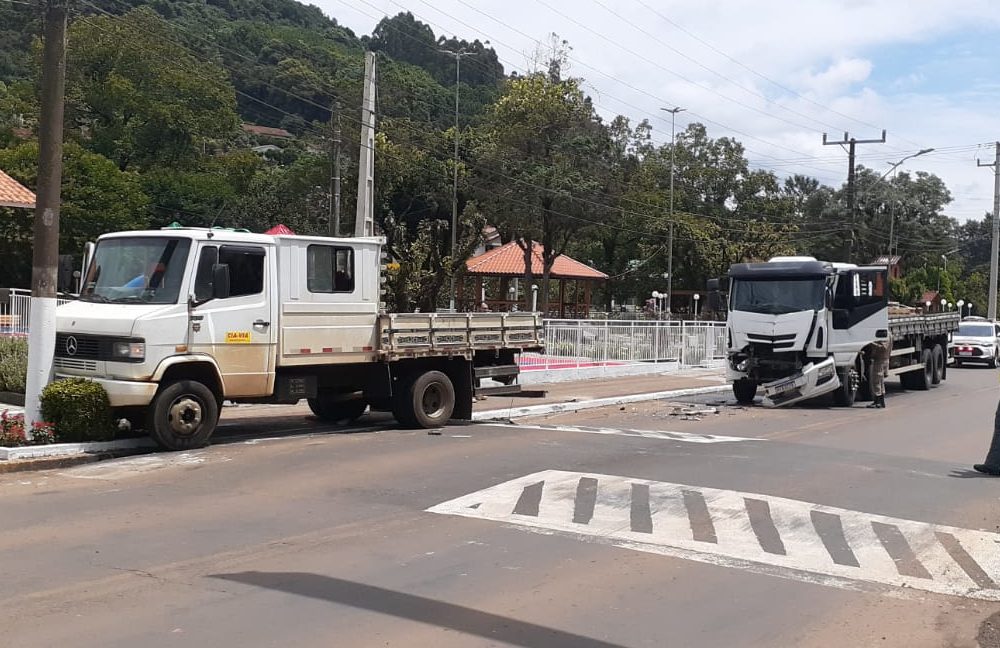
518,319,727,383
1,288,73,335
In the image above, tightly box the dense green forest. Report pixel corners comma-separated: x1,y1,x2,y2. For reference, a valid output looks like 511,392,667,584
0,0,991,314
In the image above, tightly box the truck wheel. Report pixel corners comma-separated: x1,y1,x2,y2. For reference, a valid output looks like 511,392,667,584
931,345,945,385
732,379,757,405
833,368,857,407
149,380,219,450
395,370,455,429
307,395,368,424
908,349,933,390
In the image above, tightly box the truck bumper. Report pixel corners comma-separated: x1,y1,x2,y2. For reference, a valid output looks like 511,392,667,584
56,374,158,408
760,357,840,408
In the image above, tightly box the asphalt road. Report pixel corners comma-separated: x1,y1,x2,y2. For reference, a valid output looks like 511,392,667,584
2,367,999,647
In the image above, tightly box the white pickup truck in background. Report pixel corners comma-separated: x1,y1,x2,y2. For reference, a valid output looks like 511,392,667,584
54,227,542,449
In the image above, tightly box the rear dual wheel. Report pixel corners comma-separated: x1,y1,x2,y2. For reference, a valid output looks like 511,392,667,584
393,370,456,429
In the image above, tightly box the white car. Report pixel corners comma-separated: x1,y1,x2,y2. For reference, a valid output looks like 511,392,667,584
951,318,1000,367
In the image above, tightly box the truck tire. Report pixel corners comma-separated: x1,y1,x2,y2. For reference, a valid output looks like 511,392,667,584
148,379,219,450
394,370,455,429
733,379,757,405
833,368,857,407
902,349,933,391
931,345,945,385
307,395,368,424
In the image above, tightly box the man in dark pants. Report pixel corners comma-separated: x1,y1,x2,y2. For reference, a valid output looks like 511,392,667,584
974,398,1000,475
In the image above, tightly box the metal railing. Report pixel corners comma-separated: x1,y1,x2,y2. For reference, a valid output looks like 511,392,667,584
517,319,726,382
1,288,73,335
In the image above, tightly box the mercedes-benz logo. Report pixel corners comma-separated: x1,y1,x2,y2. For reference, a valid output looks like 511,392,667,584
65,336,78,356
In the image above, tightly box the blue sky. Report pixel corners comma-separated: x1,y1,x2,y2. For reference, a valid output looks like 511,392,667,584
326,0,1000,222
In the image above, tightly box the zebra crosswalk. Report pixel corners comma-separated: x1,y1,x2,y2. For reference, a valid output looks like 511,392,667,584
427,470,1000,601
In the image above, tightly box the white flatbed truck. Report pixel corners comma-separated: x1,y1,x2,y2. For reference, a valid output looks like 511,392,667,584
54,227,542,449
714,257,959,407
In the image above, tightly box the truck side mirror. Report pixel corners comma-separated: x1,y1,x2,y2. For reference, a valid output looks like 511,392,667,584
212,264,231,300
706,278,721,311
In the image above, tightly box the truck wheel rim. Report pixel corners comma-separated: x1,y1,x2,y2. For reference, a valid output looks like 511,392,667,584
421,383,445,418
168,396,203,436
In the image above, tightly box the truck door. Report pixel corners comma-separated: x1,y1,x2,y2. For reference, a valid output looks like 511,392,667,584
831,267,889,347
189,243,277,397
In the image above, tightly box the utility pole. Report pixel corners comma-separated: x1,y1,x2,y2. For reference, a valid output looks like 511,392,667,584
24,0,68,429
354,52,375,238
329,100,341,236
978,142,1000,321
661,106,685,318
822,130,886,261
440,48,474,312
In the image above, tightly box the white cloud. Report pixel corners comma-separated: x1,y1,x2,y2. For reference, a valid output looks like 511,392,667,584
327,0,1000,221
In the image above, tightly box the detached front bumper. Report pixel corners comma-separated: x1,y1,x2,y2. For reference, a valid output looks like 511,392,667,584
55,374,158,408
761,357,840,408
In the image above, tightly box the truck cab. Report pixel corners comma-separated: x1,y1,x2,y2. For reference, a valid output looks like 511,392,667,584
723,257,889,407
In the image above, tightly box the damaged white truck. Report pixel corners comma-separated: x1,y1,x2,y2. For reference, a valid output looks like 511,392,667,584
713,257,959,407
53,227,542,449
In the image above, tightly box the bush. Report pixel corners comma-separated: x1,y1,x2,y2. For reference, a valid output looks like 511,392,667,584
0,336,27,394
40,378,115,442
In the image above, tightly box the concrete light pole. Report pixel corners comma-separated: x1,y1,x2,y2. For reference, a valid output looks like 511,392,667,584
661,106,685,318
441,48,478,312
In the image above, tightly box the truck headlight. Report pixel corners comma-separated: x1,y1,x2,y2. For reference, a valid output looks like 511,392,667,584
817,363,835,380
112,341,145,360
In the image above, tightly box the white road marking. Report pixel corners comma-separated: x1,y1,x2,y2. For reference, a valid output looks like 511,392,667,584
428,470,1000,601
59,452,226,480
484,423,762,444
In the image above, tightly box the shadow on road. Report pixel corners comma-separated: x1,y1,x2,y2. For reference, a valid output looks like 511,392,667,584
212,571,628,648
947,469,1000,480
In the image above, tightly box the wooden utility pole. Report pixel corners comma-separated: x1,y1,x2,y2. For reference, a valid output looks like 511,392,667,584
24,0,68,428
978,142,1000,321
823,130,886,261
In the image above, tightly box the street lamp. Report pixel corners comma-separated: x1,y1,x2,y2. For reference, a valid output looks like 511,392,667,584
883,148,934,258
693,293,701,320
651,290,661,318
925,300,932,313
958,299,966,318
941,299,949,311
661,105,685,317
440,46,484,312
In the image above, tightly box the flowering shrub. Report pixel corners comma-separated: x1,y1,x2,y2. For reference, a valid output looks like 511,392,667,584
0,410,26,446
0,410,60,446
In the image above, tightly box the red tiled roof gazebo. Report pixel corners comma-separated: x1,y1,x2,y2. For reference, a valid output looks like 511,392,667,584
0,169,35,209
460,241,608,317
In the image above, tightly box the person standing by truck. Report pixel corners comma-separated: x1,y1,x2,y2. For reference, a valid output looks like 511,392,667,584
866,339,891,409
973,396,1000,475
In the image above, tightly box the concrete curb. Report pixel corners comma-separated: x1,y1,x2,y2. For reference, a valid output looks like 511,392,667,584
0,437,157,461
472,384,730,421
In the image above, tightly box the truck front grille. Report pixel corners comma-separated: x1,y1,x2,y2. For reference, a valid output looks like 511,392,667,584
54,357,98,372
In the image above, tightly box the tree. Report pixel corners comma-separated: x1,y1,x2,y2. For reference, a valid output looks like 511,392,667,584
65,8,240,171
474,66,610,311
0,142,149,287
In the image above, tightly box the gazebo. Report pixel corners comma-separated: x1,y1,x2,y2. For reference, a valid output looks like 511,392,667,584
460,241,608,317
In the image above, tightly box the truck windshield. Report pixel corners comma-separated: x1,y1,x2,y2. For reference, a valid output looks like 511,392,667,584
731,279,825,315
80,237,191,304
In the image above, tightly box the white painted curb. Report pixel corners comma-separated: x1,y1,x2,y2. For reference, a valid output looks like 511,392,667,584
0,437,156,461
472,384,731,421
